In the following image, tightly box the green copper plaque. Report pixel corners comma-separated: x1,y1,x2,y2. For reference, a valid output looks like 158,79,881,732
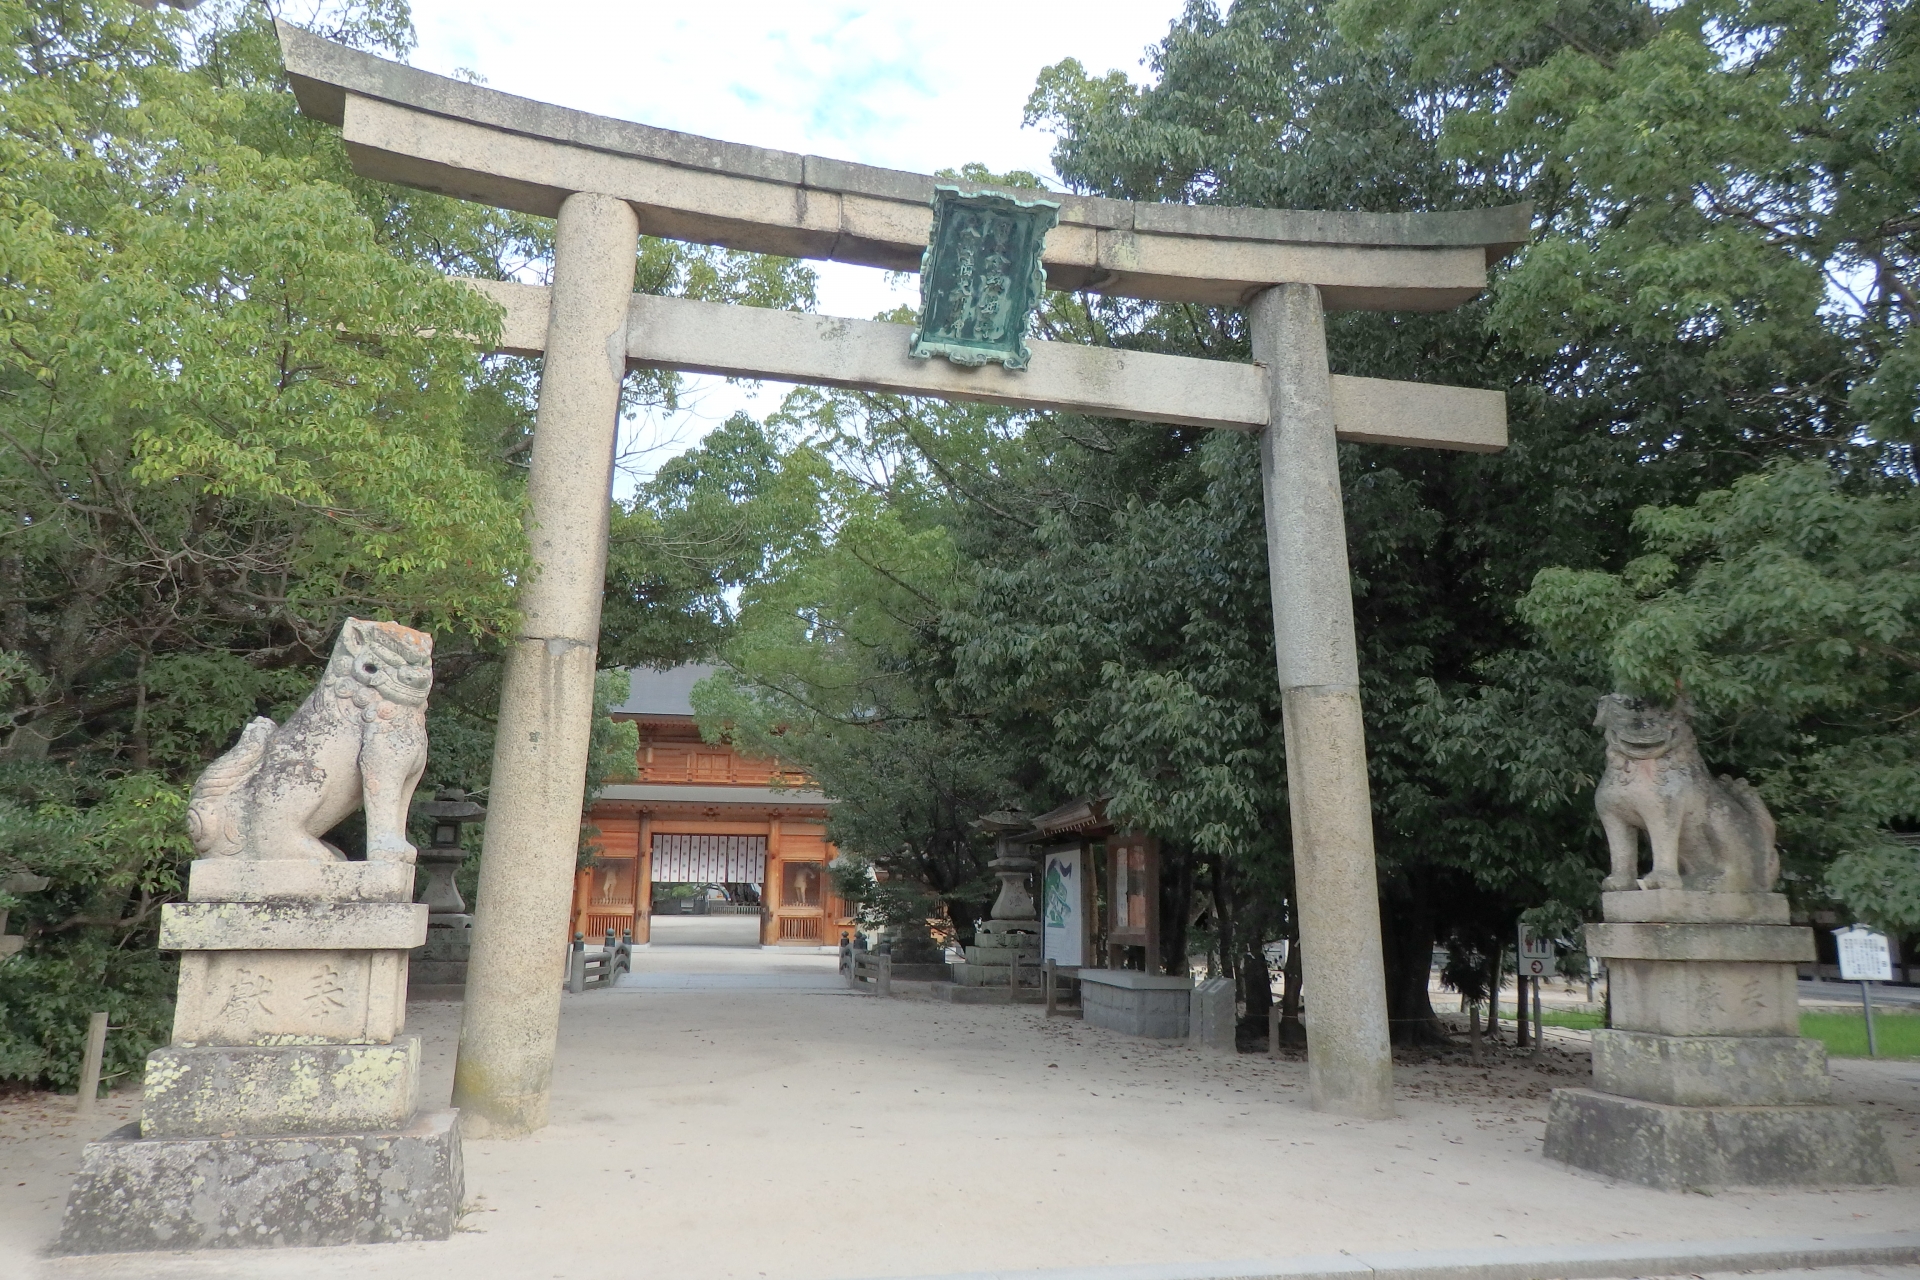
909,185,1060,371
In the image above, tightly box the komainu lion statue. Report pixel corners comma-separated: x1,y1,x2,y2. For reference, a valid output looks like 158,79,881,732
188,619,433,862
1593,693,1778,893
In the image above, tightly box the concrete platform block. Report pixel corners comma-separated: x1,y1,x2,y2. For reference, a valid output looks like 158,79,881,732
140,1038,421,1137
55,1108,462,1254
1542,1087,1894,1190
1591,1029,1831,1107
1080,969,1192,1038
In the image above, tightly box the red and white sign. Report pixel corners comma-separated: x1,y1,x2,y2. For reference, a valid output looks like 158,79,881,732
1518,926,1555,979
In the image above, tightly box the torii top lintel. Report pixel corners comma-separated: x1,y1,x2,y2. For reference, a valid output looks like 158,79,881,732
277,23,1529,314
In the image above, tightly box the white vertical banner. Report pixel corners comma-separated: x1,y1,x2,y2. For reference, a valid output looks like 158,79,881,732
1042,848,1084,967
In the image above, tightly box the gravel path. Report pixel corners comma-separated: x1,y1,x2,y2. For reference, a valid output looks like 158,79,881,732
3,939,1914,1280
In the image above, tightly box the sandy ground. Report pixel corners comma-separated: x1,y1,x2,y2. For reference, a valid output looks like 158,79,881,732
3,919,1917,1280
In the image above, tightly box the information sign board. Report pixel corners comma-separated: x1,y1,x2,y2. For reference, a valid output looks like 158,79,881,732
1042,848,1085,968
1517,925,1555,979
1835,927,1894,982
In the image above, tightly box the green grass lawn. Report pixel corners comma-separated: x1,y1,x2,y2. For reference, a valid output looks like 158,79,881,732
1493,1005,1920,1056
1799,1009,1920,1058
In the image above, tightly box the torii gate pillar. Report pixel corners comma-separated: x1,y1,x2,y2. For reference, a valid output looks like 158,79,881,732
452,193,639,1137
1253,283,1394,1119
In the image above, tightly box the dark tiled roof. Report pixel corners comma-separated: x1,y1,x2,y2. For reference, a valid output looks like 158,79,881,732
611,664,719,718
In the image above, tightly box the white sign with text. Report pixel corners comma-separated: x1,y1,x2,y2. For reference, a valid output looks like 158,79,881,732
1835,927,1893,982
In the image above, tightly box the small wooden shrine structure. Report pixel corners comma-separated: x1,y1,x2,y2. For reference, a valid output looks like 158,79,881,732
1022,798,1162,972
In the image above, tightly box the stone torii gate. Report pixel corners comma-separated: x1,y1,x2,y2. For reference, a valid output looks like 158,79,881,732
278,23,1527,1134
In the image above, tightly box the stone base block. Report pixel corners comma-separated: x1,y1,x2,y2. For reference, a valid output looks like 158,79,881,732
886,961,951,982
141,1038,421,1137
411,924,471,987
1605,957,1801,1037
955,962,1038,988
174,948,410,1045
1601,889,1789,925
186,858,415,904
410,962,468,986
1542,1088,1894,1190
1593,1029,1831,1106
161,899,428,951
55,1108,462,1254
929,981,1042,1005
1188,977,1235,1053
1080,969,1192,1038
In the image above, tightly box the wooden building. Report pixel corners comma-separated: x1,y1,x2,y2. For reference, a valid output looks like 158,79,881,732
571,665,852,948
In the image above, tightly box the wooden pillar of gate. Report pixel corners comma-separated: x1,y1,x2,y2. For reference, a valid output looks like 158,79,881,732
635,813,653,943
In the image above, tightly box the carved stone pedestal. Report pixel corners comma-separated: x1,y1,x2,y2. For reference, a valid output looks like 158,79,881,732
56,859,461,1254
956,918,1041,986
412,915,473,988
1543,890,1894,1189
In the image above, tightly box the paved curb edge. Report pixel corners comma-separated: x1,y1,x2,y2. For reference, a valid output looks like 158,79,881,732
861,1232,1920,1280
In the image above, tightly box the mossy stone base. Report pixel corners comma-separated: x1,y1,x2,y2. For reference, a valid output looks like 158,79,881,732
55,1108,461,1254
141,1037,420,1137
1543,1087,1894,1190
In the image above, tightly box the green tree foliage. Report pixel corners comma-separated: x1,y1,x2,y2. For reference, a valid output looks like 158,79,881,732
1335,0,1920,931
684,399,1015,939
1523,463,1920,931
1336,0,1918,443
696,0,1916,1035
0,0,526,1090
0,0,814,1088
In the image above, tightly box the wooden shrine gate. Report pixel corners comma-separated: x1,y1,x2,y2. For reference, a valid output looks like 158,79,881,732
276,22,1527,1137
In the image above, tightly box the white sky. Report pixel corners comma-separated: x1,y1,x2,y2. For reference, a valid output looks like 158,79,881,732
403,0,1191,489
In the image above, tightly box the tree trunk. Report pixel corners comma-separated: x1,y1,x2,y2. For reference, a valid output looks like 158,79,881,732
1162,849,1193,977
1380,874,1450,1046
1239,944,1273,1046
1276,928,1306,1048
1485,951,1503,1043
1468,1002,1482,1063
1210,854,1236,984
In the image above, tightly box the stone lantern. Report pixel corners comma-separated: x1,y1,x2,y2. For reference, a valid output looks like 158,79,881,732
411,787,485,988
946,808,1039,996
415,787,485,924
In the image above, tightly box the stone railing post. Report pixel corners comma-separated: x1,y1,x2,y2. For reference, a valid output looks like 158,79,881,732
453,191,639,1138
1250,283,1394,1120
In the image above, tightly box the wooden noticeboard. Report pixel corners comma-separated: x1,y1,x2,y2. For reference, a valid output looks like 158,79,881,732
1106,833,1160,971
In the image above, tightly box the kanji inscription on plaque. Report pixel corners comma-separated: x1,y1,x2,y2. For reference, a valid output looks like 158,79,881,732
909,185,1060,370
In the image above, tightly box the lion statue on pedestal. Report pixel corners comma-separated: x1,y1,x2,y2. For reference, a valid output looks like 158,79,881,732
187,619,433,862
1593,694,1777,893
